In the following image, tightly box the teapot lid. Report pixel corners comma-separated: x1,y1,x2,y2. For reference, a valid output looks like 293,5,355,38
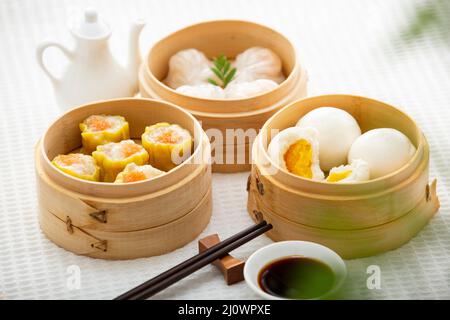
70,8,111,39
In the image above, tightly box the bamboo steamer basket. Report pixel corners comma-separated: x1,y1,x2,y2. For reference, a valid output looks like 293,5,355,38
36,98,212,260
139,20,308,173
247,95,440,259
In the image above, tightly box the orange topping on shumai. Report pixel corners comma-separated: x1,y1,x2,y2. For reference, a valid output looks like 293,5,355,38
122,171,148,183
122,143,143,158
155,130,181,144
59,154,83,166
86,115,112,131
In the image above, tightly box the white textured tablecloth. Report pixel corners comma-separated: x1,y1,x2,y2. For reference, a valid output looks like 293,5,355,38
0,0,449,300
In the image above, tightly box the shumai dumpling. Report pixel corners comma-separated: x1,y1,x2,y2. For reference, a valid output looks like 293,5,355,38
142,122,193,172
115,163,165,183
52,153,100,181
79,115,129,154
92,140,149,182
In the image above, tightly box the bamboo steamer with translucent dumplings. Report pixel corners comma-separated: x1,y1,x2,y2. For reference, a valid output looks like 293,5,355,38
247,94,440,259
139,20,308,173
35,98,212,260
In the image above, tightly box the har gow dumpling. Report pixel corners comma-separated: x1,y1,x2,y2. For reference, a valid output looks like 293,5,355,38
164,49,214,89
176,84,226,99
225,79,278,99
233,47,285,84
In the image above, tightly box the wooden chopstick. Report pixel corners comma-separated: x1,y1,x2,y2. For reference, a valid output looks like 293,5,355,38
114,221,268,300
127,223,272,300
114,221,272,300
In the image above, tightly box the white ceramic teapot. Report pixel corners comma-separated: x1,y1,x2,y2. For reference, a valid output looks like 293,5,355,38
36,8,145,110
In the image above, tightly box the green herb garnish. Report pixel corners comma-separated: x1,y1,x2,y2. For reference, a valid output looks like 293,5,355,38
208,54,237,88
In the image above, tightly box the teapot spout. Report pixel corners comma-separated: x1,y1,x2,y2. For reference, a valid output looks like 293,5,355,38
127,19,146,92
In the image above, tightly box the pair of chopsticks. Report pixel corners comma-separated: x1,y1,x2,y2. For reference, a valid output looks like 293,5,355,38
114,220,272,300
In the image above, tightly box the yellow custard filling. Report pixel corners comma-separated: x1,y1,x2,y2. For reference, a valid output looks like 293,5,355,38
283,139,313,178
327,170,352,182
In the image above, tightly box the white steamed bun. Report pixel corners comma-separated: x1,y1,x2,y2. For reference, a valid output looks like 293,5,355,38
296,107,361,172
348,128,416,179
268,127,325,180
326,159,370,183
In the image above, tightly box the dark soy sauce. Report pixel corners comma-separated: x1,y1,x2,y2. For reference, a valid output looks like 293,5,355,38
258,256,335,299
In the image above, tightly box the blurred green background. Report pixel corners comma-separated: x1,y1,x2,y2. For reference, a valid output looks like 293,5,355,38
403,0,450,43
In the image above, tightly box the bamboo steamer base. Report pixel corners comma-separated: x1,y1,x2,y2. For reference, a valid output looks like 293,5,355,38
39,188,212,260
213,163,251,173
248,182,438,259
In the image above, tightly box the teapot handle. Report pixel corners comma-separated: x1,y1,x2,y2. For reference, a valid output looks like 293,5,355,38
36,40,73,83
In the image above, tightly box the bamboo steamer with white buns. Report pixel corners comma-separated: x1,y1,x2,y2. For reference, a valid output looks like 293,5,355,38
36,98,212,260
247,95,439,259
139,20,308,173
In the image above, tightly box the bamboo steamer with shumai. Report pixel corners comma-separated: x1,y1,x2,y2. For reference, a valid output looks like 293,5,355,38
36,98,212,260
